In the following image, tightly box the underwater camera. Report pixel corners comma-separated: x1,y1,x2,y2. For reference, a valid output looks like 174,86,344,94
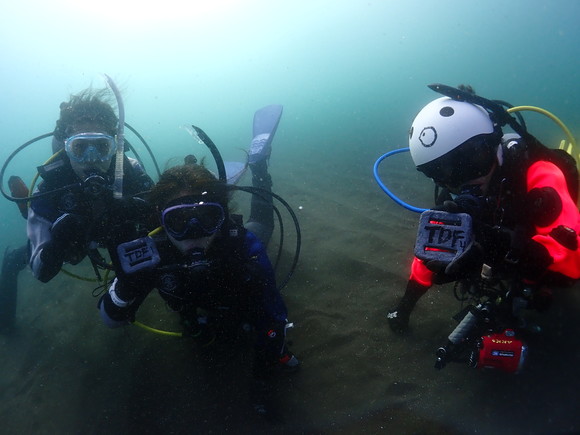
475,329,527,373
435,296,528,374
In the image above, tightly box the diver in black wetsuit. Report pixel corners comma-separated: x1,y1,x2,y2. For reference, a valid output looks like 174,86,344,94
100,105,299,416
0,85,153,333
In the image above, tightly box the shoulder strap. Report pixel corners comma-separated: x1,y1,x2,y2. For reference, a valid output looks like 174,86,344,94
501,135,579,204
527,135,579,203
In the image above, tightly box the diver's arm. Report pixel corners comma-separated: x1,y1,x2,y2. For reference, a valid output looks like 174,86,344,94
99,276,149,328
27,208,62,283
27,208,87,283
525,160,580,280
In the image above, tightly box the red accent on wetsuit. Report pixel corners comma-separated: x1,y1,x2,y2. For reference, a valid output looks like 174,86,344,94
527,160,580,279
409,257,434,287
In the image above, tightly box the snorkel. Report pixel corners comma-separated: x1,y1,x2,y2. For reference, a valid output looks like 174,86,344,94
180,119,301,291
181,125,227,182
103,74,125,199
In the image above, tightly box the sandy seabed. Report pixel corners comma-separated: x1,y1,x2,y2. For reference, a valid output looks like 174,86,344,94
1,147,579,434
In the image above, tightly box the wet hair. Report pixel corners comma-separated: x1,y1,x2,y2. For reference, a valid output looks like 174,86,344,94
148,164,230,210
53,88,118,142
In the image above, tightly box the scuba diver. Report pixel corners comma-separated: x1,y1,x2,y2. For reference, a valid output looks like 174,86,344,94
99,105,299,414
27,88,154,283
386,84,580,336
0,82,154,332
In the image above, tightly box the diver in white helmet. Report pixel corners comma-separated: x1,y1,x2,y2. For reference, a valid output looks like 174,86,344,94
387,84,580,333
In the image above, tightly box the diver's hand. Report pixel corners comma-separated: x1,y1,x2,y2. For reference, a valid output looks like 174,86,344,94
435,195,485,218
433,200,460,213
444,241,483,276
50,213,87,263
36,213,87,282
424,241,483,280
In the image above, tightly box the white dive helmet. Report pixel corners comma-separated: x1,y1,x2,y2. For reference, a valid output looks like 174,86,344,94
409,97,495,167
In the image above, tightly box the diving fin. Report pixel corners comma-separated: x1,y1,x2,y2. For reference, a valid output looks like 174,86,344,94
225,104,283,184
254,104,283,136
225,161,248,185
249,105,283,165
181,104,283,184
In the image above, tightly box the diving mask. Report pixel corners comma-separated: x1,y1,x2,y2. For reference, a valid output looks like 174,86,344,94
162,199,225,241
417,134,498,189
64,132,117,163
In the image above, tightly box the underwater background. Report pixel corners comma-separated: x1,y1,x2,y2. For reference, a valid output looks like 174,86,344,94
1,1,580,433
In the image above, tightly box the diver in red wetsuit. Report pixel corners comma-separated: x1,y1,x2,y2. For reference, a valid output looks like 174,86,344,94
387,85,580,333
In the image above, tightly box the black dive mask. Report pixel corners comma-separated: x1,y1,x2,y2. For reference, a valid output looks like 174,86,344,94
161,196,225,241
418,134,499,189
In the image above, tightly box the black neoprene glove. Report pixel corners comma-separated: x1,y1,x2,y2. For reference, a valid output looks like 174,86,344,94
435,194,486,217
424,241,484,283
50,213,87,262
419,203,484,280
38,213,87,282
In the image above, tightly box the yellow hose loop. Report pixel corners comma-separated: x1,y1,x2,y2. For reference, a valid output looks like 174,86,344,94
60,259,114,284
103,268,111,283
559,140,574,155
507,106,577,151
60,268,102,282
132,320,183,337
148,226,164,237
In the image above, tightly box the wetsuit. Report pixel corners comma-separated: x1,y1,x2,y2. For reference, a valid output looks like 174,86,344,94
100,218,290,374
27,155,154,283
413,144,580,287
390,136,580,330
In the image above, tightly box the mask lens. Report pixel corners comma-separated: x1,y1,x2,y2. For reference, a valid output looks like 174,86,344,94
65,133,116,163
164,207,190,234
419,135,497,188
162,203,225,240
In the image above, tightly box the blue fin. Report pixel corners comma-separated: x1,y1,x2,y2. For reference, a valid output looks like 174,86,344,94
248,105,283,165
225,160,248,185
253,104,283,138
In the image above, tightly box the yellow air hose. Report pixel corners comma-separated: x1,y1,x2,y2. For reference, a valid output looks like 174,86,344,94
507,106,578,165
132,320,183,337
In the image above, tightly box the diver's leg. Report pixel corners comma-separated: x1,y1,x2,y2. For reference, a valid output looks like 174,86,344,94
0,244,29,332
387,280,429,333
244,105,283,247
245,161,274,246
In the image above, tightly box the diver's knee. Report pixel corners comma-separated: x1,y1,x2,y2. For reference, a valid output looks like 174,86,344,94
245,222,273,246
3,245,29,272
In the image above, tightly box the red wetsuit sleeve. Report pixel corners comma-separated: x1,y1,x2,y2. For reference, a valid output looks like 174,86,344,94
409,256,435,287
527,160,580,279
